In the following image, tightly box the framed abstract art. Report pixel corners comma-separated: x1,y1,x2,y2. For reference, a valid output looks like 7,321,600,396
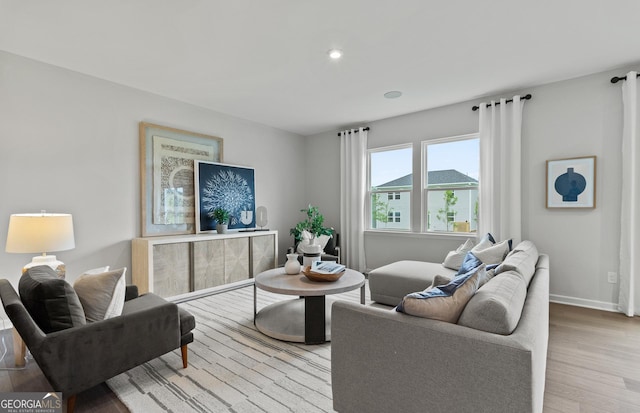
546,156,596,209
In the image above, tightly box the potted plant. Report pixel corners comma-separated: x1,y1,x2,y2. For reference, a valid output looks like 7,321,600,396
290,204,333,244
212,207,230,234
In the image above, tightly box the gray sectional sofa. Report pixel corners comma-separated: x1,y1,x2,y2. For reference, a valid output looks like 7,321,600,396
331,240,549,413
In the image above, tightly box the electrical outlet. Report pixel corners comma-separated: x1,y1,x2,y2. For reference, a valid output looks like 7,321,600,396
607,271,618,284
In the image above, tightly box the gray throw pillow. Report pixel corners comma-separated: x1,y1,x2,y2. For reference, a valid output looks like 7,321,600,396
19,265,86,333
74,267,127,322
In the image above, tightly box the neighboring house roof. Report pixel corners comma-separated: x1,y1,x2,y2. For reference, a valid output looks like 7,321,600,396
377,170,477,188
377,174,413,187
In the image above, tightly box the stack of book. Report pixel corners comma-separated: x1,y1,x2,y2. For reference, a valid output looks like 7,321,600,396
310,261,346,275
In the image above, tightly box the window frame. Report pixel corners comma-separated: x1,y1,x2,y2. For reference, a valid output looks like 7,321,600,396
421,133,479,234
367,143,413,231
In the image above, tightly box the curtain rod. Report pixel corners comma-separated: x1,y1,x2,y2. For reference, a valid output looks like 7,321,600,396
472,94,532,111
610,72,640,83
337,127,370,136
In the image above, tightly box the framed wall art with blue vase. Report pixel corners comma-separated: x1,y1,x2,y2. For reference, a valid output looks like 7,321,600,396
546,156,596,209
194,161,256,232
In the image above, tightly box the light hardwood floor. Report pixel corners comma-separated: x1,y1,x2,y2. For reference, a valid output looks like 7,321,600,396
0,303,638,412
544,303,640,412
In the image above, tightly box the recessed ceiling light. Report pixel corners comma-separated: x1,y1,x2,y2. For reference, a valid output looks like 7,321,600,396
328,49,343,60
384,91,402,99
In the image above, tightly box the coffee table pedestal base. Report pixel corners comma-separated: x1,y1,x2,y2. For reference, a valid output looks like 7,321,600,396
255,297,335,344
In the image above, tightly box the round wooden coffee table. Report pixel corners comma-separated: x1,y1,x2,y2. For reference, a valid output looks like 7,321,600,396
253,267,365,344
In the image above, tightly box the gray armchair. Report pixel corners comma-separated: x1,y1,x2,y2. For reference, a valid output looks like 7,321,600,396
0,276,195,413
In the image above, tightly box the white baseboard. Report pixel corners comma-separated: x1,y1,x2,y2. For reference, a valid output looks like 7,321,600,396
549,294,620,313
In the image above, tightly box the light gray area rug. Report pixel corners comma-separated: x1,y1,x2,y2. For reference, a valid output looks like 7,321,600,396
107,283,370,412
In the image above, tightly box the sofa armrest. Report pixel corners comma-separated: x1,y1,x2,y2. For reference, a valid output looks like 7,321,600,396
0,279,46,350
331,301,539,413
34,293,180,396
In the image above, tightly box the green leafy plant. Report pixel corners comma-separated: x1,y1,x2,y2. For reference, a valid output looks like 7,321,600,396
371,193,393,228
473,199,479,224
212,207,230,224
436,190,458,231
290,204,333,242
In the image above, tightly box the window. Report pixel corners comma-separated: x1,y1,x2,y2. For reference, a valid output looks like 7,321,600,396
369,145,412,230
422,134,479,233
387,211,401,223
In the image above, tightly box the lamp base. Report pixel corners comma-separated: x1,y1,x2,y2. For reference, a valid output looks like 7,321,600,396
22,255,66,279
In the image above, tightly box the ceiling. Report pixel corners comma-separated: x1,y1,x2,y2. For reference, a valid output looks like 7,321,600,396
2,1,640,136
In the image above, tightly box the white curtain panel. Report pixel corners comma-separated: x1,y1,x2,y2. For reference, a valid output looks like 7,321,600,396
340,127,368,272
478,96,524,244
618,71,639,317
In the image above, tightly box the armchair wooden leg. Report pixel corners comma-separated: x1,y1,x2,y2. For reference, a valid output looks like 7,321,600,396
12,328,26,367
181,344,188,368
66,394,77,413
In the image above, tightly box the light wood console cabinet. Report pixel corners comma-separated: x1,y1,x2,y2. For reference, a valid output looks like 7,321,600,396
132,231,278,298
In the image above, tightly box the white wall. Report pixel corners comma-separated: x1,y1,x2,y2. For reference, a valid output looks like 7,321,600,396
306,65,639,313
2,49,636,314
0,51,306,294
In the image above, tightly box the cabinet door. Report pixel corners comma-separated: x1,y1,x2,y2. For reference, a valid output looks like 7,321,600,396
224,238,249,283
193,240,225,290
251,234,276,276
153,243,190,297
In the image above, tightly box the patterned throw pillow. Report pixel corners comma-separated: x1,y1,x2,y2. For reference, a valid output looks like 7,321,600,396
396,265,486,323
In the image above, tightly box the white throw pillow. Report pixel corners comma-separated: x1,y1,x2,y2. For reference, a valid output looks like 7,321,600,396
473,235,495,252
297,230,331,254
73,267,126,323
317,234,331,252
471,240,510,265
82,266,110,275
442,239,475,270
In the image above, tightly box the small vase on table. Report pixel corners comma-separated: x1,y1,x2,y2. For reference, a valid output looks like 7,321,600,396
285,253,301,275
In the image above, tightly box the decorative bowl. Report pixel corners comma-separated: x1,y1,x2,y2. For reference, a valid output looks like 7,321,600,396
302,266,345,282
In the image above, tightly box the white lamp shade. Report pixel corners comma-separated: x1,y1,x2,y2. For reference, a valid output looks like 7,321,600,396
5,213,75,254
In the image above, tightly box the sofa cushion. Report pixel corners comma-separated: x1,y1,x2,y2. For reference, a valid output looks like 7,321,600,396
369,260,457,306
495,240,539,286
442,239,475,270
73,267,127,322
18,265,86,333
458,270,527,335
396,265,485,323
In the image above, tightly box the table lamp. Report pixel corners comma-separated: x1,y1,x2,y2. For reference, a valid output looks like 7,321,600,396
5,212,75,279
